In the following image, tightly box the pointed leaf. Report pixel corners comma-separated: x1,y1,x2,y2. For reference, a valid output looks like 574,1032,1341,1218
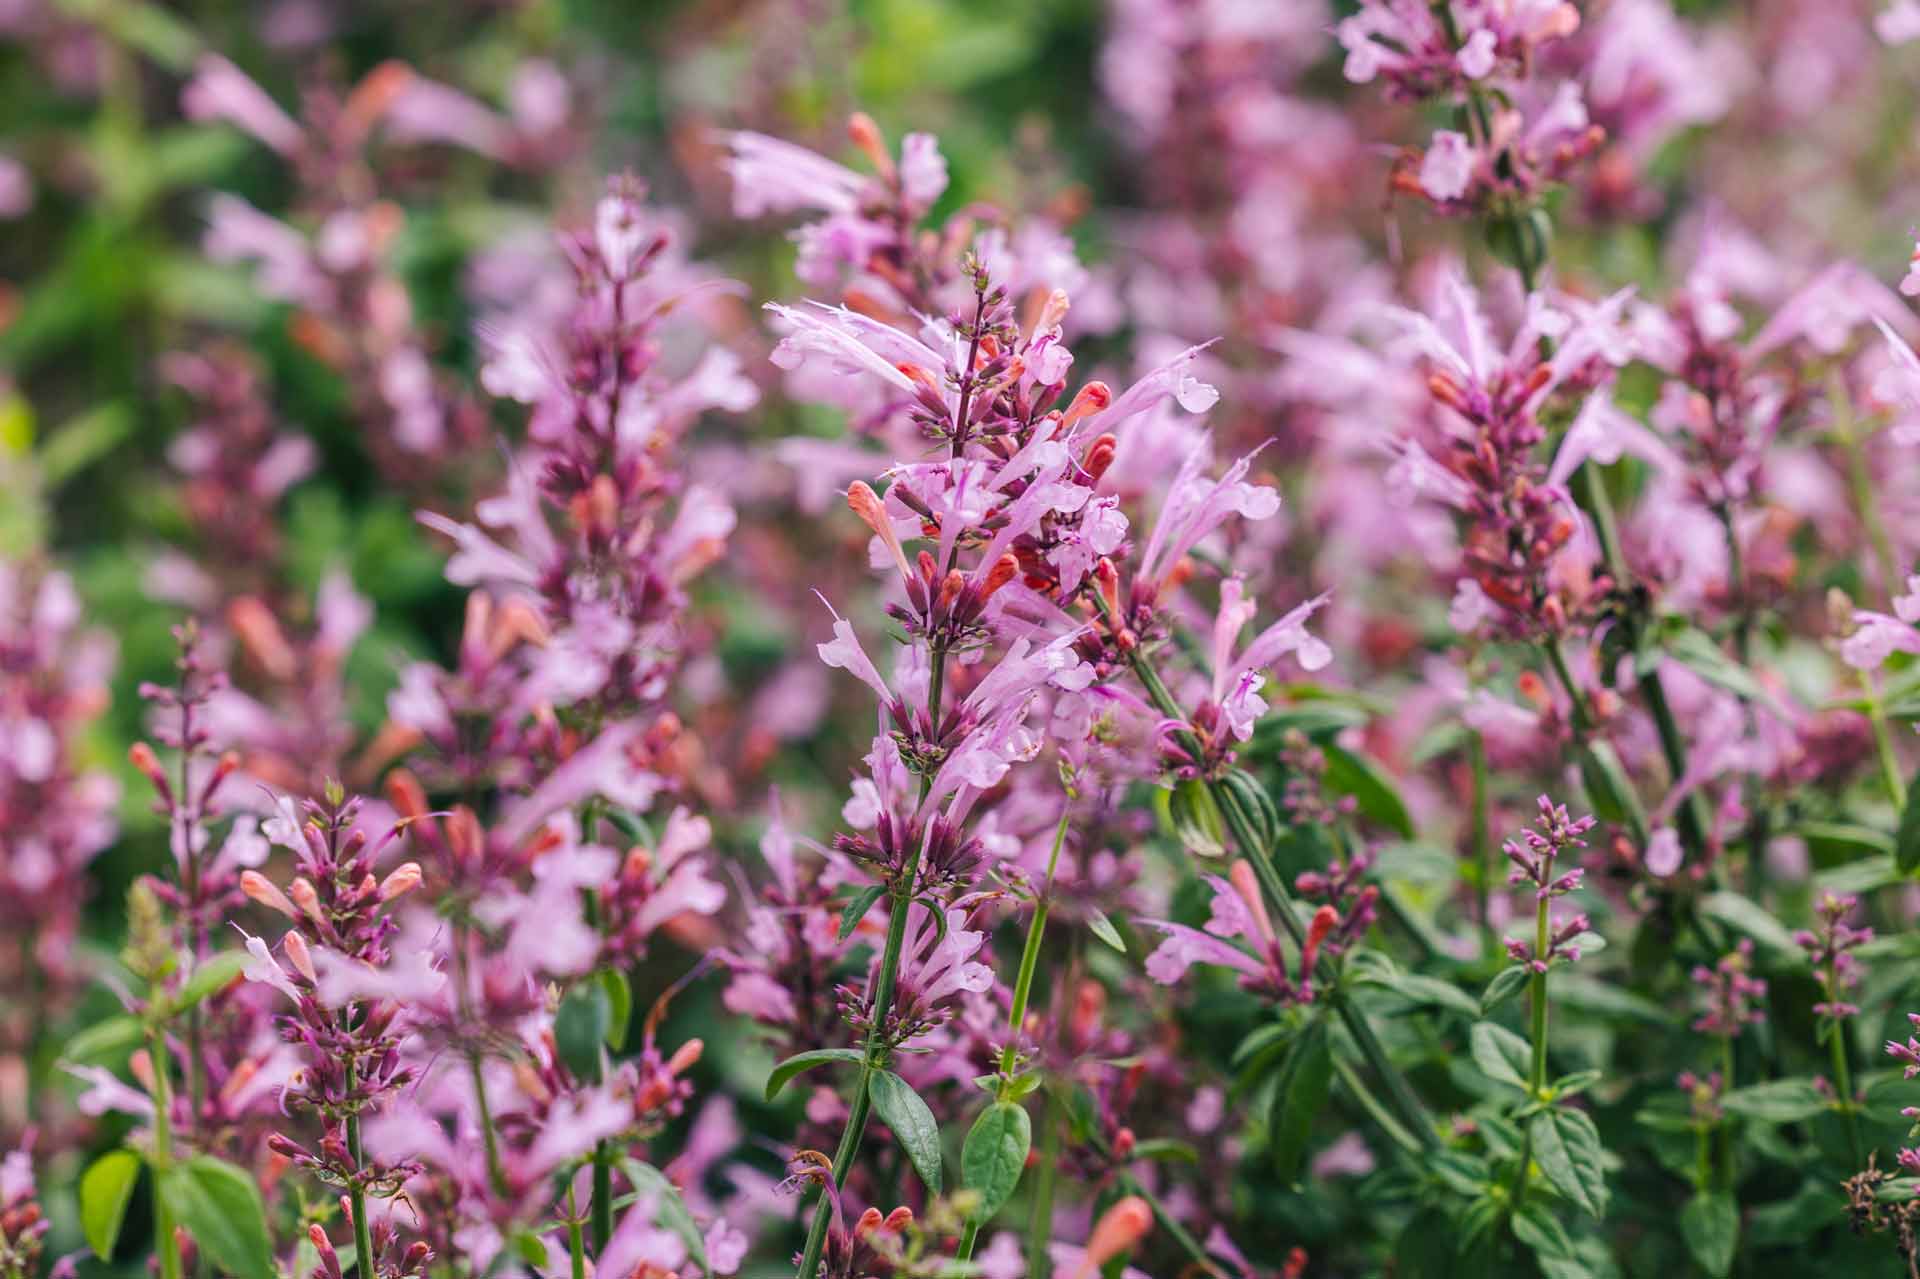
1680,1191,1738,1278
1480,966,1530,1016
869,1070,943,1195
1086,908,1125,953
1268,1019,1332,1184
555,980,612,1084
1720,1079,1826,1124
1470,1022,1531,1091
765,1048,864,1101
1899,772,1920,874
160,1157,276,1279
838,885,888,941
621,1158,712,1279
80,1149,140,1260
596,968,632,1052
175,950,249,1013
1528,1108,1607,1218
961,1101,1031,1223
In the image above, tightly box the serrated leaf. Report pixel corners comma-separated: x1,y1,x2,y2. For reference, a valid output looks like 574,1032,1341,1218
1680,1191,1738,1277
869,1070,943,1195
1529,1108,1607,1218
1481,966,1531,1016
621,1159,712,1278
555,980,612,1085
1720,1078,1826,1123
1085,908,1125,952
838,885,887,941
1268,1019,1332,1184
80,1149,140,1260
1470,1022,1531,1091
159,1157,275,1279
765,1049,864,1101
961,1101,1031,1222
174,950,249,1014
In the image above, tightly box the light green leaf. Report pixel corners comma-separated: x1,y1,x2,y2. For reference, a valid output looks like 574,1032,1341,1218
1085,909,1125,953
620,1159,711,1279
174,950,249,1014
80,1149,140,1260
159,1157,275,1279
1720,1079,1826,1124
961,1101,1031,1223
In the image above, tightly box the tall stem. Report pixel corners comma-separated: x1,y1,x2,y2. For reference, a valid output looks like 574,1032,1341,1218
1469,731,1493,952
567,1182,588,1279
794,640,950,1279
150,1028,183,1279
996,810,1070,1080
1828,966,1864,1166
347,1062,375,1279
468,1051,508,1197
1025,1091,1060,1279
1529,899,1550,1096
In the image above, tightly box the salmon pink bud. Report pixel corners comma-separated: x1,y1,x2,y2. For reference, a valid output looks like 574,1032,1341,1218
129,742,170,797
1063,380,1112,426
1300,905,1340,984
377,861,423,901
289,877,324,924
854,1206,885,1239
847,112,893,180
1427,372,1470,414
1082,433,1118,482
228,596,297,680
283,931,318,983
977,553,1020,601
848,481,914,584
667,1038,704,1075
1112,1126,1136,1157
1228,860,1277,945
883,1206,914,1233
384,768,429,821
241,870,299,918
1069,1195,1153,1279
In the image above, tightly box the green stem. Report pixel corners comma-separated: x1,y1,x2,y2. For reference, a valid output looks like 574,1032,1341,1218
795,640,950,1279
469,1052,509,1197
1097,594,1435,1149
567,1183,588,1279
1529,900,1550,1096
1861,671,1906,811
996,810,1071,1082
1830,370,1902,597
1330,1053,1421,1156
591,1141,614,1253
347,1064,375,1279
150,1028,183,1279
1828,970,1864,1167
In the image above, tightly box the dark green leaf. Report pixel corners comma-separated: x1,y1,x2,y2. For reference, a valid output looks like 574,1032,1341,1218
1899,771,1920,874
1575,741,1648,832
1322,744,1413,838
1481,966,1531,1016
1511,1200,1574,1260
765,1049,864,1101
869,1070,943,1195
80,1149,140,1260
961,1101,1031,1223
597,969,632,1052
1528,1109,1607,1218
1268,1019,1332,1184
555,980,612,1085
1470,1022,1531,1091
838,885,887,941
160,1157,276,1279
1680,1191,1738,1278
1698,892,1804,961
1721,1079,1826,1124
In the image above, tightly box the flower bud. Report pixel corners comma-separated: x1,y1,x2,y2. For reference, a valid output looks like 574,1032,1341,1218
1068,1196,1153,1279
241,870,299,919
283,931,318,984
378,862,423,902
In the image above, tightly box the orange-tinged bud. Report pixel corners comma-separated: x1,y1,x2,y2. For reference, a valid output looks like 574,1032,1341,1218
978,553,1020,601
1112,1126,1136,1158
1300,904,1340,984
846,112,893,180
854,1206,885,1240
129,741,169,793
847,481,914,584
1063,381,1112,427
385,768,429,821
283,931,318,984
378,862,423,902
1068,1196,1153,1279
289,877,325,925
1427,372,1470,415
130,1048,155,1094
938,569,965,611
667,1038,704,1075
241,870,299,919
229,596,297,681
1082,433,1118,483
1227,860,1276,945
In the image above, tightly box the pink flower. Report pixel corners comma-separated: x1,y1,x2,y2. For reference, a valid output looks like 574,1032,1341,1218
1419,131,1476,202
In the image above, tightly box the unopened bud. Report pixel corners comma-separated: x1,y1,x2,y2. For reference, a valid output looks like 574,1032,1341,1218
378,862,423,902
1069,1196,1153,1279
289,877,325,925
241,870,299,919
1063,381,1111,427
283,931,318,984
667,1038,704,1075
847,112,893,180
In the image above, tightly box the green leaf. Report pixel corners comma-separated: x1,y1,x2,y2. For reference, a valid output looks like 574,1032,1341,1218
63,1015,143,1064
765,1049,864,1101
555,980,612,1085
1511,1199,1575,1260
1480,966,1531,1016
1362,972,1479,1019
1698,892,1804,962
1662,626,1782,716
1528,1109,1607,1218
159,1157,276,1279
1127,1139,1198,1163
1268,1019,1333,1184
838,885,888,941
174,950,249,1014
508,1229,550,1267
1165,779,1227,857
1721,1079,1826,1123
869,1070,943,1195
1680,1191,1738,1278
1575,741,1648,832
1322,744,1414,838
1085,908,1126,953
597,969,632,1052
1899,772,1920,874
961,1101,1031,1223
621,1159,711,1279
1470,1022,1531,1091
80,1149,140,1260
